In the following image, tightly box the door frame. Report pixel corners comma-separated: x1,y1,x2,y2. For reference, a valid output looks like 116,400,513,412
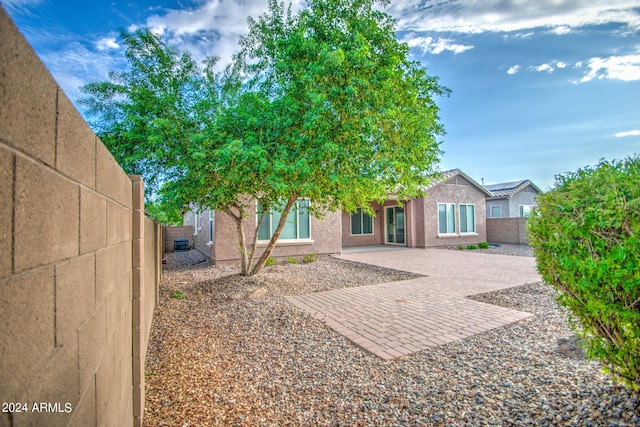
384,205,406,246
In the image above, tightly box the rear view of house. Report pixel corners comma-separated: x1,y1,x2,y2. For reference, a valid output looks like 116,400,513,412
342,169,492,249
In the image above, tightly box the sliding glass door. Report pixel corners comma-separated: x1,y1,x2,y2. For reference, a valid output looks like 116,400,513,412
385,206,405,245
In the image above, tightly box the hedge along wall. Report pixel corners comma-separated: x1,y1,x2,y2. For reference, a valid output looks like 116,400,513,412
0,7,161,427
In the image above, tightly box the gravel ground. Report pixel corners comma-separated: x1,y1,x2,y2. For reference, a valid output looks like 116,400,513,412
145,248,639,426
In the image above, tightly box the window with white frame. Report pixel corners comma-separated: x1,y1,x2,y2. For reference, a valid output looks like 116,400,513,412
438,203,456,234
193,212,199,235
459,204,476,233
351,208,374,235
257,200,311,241
490,205,501,218
520,205,534,218
208,209,214,243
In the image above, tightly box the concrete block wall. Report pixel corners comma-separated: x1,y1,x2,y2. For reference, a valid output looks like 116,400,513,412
486,217,529,245
163,225,195,253
0,7,160,427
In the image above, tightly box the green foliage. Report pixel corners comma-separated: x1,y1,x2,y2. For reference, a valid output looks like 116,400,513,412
171,290,186,300
528,157,640,390
478,241,489,249
145,202,183,225
80,28,220,205
265,257,276,266
302,253,317,263
465,244,478,250
80,0,447,277
457,244,465,250
287,256,299,264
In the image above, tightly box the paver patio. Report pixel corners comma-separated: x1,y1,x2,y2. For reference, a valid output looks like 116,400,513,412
285,248,542,360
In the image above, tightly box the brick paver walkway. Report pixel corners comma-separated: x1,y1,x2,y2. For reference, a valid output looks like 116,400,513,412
285,248,542,360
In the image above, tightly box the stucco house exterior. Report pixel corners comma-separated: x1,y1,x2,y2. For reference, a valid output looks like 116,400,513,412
179,169,493,263
342,169,492,249
484,180,542,218
183,201,342,264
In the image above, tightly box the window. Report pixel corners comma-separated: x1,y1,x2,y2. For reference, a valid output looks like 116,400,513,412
438,203,456,234
257,200,311,241
208,210,214,243
490,205,501,218
520,205,533,218
459,204,476,233
193,212,199,235
351,208,374,235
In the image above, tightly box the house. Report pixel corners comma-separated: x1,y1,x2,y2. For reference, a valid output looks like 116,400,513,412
183,201,342,264
484,180,542,218
178,169,491,263
341,169,492,249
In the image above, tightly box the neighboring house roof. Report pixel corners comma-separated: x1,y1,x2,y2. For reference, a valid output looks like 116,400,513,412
485,180,542,199
425,169,494,197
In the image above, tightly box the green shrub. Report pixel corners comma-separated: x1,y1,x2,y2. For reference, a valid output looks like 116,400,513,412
287,256,299,264
265,257,276,266
303,253,317,263
478,241,489,249
457,244,465,250
465,244,478,250
528,157,640,390
171,290,186,300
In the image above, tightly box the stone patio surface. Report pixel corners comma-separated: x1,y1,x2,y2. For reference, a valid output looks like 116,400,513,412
285,248,542,360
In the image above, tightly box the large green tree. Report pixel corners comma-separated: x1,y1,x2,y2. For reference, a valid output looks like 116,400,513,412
80,28,220,207
192,0,448,275
81,0,449,277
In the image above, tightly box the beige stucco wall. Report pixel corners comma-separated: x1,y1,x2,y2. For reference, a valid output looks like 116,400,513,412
211,201,342,264
423,176,488,247
1,8,160,426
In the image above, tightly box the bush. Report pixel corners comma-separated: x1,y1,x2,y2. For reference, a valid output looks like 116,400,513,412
303,253,317,263
478,241,489,249
465,244,478,250
528,157,640,390
265,257,276,266
287,256,299,264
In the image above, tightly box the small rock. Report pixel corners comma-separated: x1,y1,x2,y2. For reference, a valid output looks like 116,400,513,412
557,335,586,358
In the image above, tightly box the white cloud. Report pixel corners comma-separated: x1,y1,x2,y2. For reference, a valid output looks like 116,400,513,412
550,25,572,35
140,0,306,68
404,35,474,54
615,130,640,137
0,0,42,12
533,63,554,73
96,37,119,51
556,61,567,69
507,65,520,75
579,54,640,82
386,1,640,34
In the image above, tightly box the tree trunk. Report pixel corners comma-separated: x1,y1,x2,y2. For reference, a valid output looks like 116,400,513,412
250,195,298,276
226,208,251,276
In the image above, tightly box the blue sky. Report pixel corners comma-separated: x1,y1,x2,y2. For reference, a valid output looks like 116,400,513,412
4,0,640,189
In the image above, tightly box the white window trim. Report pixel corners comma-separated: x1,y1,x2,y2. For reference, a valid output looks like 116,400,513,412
490,205,501,218
350,208,375,236
208,209,214,244
519,205,534,218
437,202,457,236
193,212,199,235
459,203,477,234
256,200,313,243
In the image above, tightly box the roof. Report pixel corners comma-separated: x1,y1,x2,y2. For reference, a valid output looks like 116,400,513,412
485,180,542,199
425,169,494,197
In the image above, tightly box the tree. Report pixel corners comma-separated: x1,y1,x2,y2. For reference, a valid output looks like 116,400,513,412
80,28,220,210
528,157,640,390
80,0,448,277
208,0,449,275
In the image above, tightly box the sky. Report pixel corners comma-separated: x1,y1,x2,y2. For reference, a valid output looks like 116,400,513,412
3,0,640,190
